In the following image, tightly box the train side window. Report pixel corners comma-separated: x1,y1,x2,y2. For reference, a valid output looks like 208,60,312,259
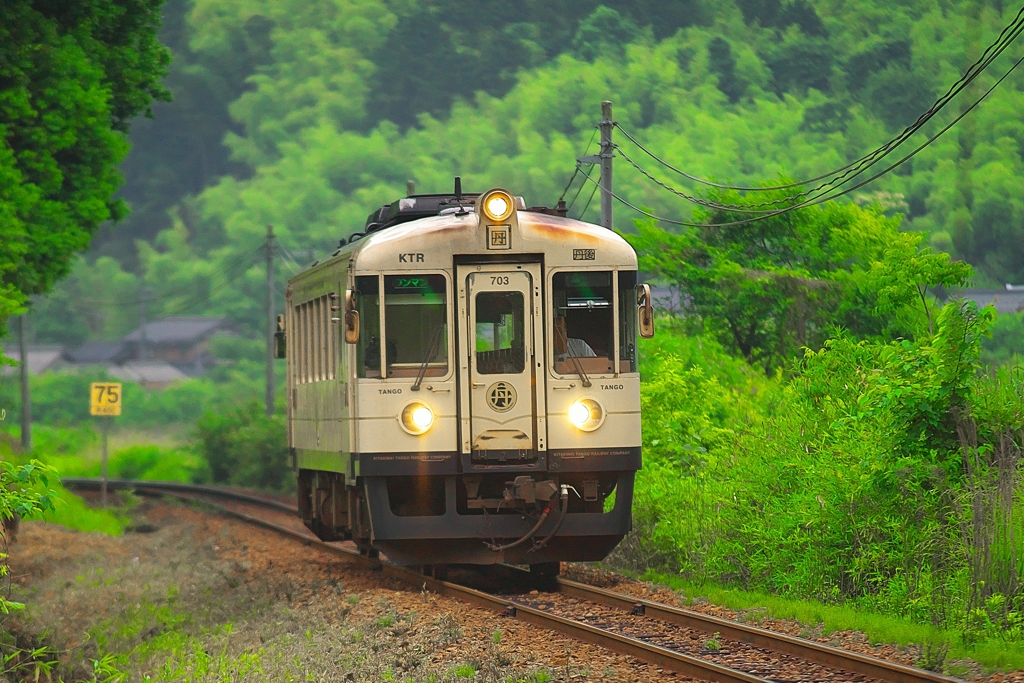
293,303,304,383
355,276,381,378
383,274,448,378
618,271,639,373
293,296,336,384
475,291,525,374
552,271,614,375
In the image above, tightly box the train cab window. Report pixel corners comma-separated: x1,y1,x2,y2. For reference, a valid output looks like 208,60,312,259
552,272,615,375
355,276,382,378
619,271,639,373
475,292,525,374
383,274,448,378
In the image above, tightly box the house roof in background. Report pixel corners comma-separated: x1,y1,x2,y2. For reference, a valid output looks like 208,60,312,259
0,345,66,375
107,360,188,385
951,289,1024,315
66,340,127,364
122,316,229,344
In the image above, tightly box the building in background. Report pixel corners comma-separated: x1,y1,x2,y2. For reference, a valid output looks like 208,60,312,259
119,316,231,376
2,316,232,389
0,345,67,376
107,360,189,389
946,287,1024,314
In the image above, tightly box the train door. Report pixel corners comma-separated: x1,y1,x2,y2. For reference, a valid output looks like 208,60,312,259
457,264,544,463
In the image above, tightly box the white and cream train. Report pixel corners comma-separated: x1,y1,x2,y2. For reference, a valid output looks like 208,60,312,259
280,184,653,574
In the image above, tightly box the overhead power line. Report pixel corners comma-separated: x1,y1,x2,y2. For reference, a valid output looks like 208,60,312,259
558,128,598,205
577,181,600,222
615,3,1024,202
580,47,1024,229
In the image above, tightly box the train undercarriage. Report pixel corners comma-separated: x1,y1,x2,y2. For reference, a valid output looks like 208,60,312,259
296,468,635,567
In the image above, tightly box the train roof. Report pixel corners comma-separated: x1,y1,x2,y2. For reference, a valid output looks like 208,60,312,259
346,209,636,272
288,188,637,296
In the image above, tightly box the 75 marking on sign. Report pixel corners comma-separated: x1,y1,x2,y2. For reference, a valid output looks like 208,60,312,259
90,382,122,416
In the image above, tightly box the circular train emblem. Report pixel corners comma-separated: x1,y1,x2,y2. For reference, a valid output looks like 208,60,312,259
486,382,517,412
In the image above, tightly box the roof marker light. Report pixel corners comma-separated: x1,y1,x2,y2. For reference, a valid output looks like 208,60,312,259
482,189,514,222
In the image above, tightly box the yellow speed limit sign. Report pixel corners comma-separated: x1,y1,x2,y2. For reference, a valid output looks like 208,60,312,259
90,382,122,416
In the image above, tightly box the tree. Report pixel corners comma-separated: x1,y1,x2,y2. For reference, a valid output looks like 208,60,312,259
625,188,971,373
0,0,171,338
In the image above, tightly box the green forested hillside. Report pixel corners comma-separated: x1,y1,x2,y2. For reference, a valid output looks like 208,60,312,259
12,3,1024,664
29,0,1024,344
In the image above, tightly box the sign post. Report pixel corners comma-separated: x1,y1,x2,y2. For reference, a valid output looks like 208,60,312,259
90,382,122,507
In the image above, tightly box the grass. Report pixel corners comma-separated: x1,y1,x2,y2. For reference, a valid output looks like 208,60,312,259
643,570,1024,672
34,480,129,536
0,424,198,538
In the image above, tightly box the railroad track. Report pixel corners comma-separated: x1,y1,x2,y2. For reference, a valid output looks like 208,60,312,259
64,478,964,683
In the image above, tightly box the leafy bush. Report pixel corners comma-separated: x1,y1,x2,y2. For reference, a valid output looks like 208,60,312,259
626,195,970,373
107,445,210,483
629,301,1024,637
981,311,1024,367
0,364,277,429
195,402,289,491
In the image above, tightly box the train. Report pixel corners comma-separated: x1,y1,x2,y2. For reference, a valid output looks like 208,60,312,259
278,181,653,576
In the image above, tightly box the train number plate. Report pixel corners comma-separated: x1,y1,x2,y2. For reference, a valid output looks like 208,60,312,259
573,249,596,260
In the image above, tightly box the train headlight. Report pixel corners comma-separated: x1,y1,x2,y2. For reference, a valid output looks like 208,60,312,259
568,398,604,432
482,189,514,222
400,402,434,435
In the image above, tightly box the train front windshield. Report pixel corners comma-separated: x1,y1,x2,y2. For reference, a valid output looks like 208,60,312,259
383,274,448,378
355,274,448,378
552,272,614,375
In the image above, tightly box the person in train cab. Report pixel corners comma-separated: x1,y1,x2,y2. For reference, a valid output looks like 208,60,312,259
554,315,597,359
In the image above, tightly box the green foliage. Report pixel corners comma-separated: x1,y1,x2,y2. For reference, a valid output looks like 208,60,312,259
195,402,289,491
626,196,970,372
0,461,57,617
0,0,170,337
107,445,209,483
37,0,1024,342
0,461,56,530
44,482,128,536
572,6,644,62
629,300,1024,648
981,311,1024,367
453,663,477,678
0,361,274,429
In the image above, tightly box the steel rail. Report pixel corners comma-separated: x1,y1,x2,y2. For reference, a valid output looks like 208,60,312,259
555,579,961,683
64,479,770,682
64,479,964,683
60,477,298,514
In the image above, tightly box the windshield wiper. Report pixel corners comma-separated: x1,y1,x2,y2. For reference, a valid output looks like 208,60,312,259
412,324,446,391
555,323,592,388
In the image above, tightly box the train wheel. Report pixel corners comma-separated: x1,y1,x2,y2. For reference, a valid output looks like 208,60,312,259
356,541,379,560
529,562,560,579
420,564,449,580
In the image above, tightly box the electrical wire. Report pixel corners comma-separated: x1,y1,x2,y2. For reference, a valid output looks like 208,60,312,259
277,244,302,273
577,49,1024,229
141,256,265,324
558,128,598,204
576,178,600,222
614,4,1024,197
565,165,589,210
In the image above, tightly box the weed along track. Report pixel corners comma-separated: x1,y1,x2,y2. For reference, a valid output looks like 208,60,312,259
64,479,965,683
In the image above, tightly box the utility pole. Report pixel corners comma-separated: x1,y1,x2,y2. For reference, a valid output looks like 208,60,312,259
138,287,150,360
599,100,614,230
266,225,275,417
17,313,31,451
